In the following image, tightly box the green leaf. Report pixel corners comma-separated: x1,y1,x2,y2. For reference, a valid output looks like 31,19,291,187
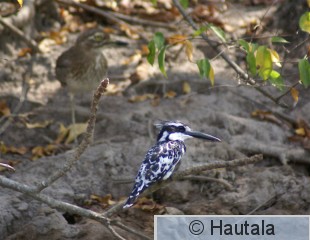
192,26,208,37
154,32,165,50
269,70,284,91
299,11,310,33
298,59,310,88
246,51,257,76
151,0,157,5
158,46,167,77
209,25,226,43
256,46,272,80
147,40,156,65
238,39,250,52
271,36,290,44
180,0,189,9
196,58,214,85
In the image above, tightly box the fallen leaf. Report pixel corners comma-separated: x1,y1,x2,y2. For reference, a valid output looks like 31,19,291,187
65,123,87,144
251,110,283,125
0,100,11,116
128,94,157,103
31,144,59,160
183,82,191,94
164,91,177,99
18,48,32,57
0,142,27,155
184,40,193,62
167,34,187,45
55,123,69,144
133,197,165,212
25,120,52,129
295,128,306,136
290,87,299,104
120,23,139,39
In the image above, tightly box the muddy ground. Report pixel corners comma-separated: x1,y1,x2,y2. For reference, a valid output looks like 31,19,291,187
0,1,310,239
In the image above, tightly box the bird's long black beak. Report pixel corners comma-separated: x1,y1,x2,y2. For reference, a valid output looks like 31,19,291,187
185,131,221,142
110,40,128,47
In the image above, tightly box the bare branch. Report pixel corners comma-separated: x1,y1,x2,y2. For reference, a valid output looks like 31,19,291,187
0,175,150,240
0,15,40,53
32,78,109,192
0,162,15,171
173,154,263,179
181,175,234,191
56,0,148,41
106,154,263,215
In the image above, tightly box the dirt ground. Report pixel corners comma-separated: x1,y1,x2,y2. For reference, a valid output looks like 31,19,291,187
0,1,310,239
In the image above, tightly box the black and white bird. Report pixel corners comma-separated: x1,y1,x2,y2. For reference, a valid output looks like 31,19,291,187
123,120,221,208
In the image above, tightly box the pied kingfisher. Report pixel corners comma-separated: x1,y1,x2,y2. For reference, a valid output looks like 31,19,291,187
123,120,221,208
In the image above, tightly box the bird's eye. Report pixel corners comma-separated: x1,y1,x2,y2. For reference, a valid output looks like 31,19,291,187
92,33,104,42
178,126,186,132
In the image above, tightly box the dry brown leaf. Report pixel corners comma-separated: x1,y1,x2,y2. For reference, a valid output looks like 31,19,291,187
290,87,299,104
0,100,11,117
31,146,45,160
128,94,157,103
103,27,116,34
183,82,191,94
164,91,177,99
18,48,32,57
140,44,150,56
133,197,165,212
0,142,27,155
65,123,87,144
120,23,139,39
184,40,193,62
167,34,187,45
295,128,306,136
251,110,283,125
122,51,142,65
55,123,69,144
31,144,59,160
25,120,52,129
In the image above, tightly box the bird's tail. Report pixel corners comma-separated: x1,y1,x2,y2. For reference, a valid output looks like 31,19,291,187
123,182,148,208
123,195,138,208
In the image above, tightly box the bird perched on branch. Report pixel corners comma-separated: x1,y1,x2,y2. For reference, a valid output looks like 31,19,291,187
123,120,221,208
55,28,126,125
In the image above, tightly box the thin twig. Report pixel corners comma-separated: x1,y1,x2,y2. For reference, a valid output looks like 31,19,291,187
173,154,263,179
107,10,177,30
0,163,15,171
0,71,30,136
274,81,300,103
0,15,40,53
181,175,234,191
32,78,109,192
172,0,288,108
56,0,148,41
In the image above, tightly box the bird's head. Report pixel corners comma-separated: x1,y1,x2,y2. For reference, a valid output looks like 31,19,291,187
76,28,127,49
155,121,221,143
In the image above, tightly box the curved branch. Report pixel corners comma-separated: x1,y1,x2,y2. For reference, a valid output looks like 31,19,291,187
32,78,109,193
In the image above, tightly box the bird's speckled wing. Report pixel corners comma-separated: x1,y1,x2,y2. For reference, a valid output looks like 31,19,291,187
123,140,186,208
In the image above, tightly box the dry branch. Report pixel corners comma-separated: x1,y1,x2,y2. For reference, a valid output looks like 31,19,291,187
32,78,109,192
56,0,148,41
0,175,151,240
105,154,263,216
